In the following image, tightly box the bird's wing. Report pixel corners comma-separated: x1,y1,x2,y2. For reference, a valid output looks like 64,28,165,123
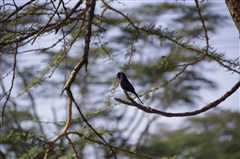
121,79,136,93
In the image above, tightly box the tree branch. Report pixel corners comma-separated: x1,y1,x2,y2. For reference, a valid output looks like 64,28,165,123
195,0,210,54
68,131,155,159
83,0,95,71
115,80,240,117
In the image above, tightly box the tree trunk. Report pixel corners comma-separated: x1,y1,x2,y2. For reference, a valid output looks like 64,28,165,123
225,0,240,37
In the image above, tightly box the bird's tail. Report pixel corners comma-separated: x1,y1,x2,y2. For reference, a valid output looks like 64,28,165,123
135,93,143,104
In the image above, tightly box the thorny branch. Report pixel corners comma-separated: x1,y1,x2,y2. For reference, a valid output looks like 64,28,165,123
0,0,35,23
67,86,117,159
68,131,155,159
44,1,116,158
32,0,84,44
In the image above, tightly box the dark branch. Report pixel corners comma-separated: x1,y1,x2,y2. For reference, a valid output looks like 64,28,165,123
115,80,240,117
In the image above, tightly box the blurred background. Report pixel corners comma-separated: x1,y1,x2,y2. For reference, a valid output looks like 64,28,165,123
1,1,239,159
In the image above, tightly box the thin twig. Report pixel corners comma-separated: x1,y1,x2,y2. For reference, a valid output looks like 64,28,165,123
0,6,19,127
31,0,84,44
66,134,80,159
195,0,210,54
68,131,155,159
67,88,117,159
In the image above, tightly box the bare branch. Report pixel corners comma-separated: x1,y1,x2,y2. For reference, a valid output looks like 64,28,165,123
31,0,62,44
66,134,81,159
67,87,117,159
115,80,240,117
32,0,84,44
195,0,210,54
0,0,35,23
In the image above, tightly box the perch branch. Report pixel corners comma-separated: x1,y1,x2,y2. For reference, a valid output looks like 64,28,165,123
115,80,240,117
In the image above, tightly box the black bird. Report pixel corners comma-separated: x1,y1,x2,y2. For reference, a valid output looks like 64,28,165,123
116,72,143,104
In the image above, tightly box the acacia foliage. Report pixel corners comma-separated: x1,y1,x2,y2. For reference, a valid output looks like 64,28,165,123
0,1,239,159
